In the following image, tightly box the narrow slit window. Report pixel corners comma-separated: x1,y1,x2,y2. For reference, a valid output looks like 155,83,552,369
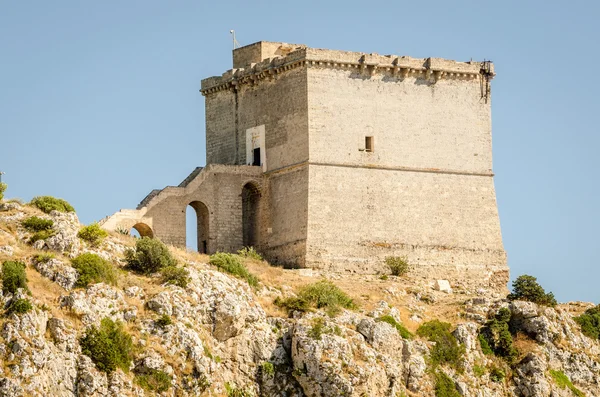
365,136,374,152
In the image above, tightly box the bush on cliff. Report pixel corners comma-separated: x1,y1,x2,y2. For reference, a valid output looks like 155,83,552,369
575,305,600,340
125,237,176,274
160,265,190,288
2,260,29,295
385,256,410,276
77,223,108,246
417,320,465,369
209,252,259,287
275,280,356,316
80,318,133,373
478,308,518,364
71,253,117,288
30,196,75,214
21,216,54,232
507,275,557,307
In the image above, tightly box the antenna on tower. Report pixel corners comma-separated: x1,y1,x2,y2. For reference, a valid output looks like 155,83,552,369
230,30,241,49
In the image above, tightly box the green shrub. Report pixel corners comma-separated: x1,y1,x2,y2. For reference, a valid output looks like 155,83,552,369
489,367,505,383
5,298,33,315
507,275,557,307
77,223,108,246
29,229,56,243
575,304,600,340
478,308,518,364
71,253,117,288
377,315,413,339
80,318,133,373
155,314,172,328
385,256,410,276
33,253,55,263
417,320,465,369
0,183,7,201
209,252,259,287
21,216,53,232
125,237,176,274
161,266,190,288
237,246,263,261
225,382,253,397
473,364,486,377
135,369,172,392
434,371,461,397
30,196,74,214
2,261,29,295
308,317,326,340
549,369,584,397
275,280,356,316
261,361,275,377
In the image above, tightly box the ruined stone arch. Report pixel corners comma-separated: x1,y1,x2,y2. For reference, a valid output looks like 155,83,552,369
242,181,261,248
132,222,154,238
188,200,210,254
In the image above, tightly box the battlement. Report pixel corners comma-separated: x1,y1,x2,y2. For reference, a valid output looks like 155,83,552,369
201,41,494,95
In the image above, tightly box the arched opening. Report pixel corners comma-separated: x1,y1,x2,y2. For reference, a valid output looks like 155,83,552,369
187,201,209,254
242,182,260,248
132,223,153,238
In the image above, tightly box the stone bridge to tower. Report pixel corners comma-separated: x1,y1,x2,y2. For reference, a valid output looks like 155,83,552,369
100,164,264,254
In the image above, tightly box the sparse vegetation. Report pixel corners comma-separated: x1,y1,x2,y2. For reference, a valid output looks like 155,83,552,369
77,223,108,246
417,320,465,369
308,317,327,340
80,318,133,373
155,314,172,328
237,246,263,261
489,367,505,383
225,382,253,397
160,265,190,288
274,280,356,316
434,371,461,397
125,237,176,274
30,195,75,214
575,304,600,340
0,182,7,201
261,361,275,377
115,226,130,236
478,308,518,364
549,369,584,397
473,364,486,377
2,260,29,295
209,252,259,287
507,275,557,307
376,315,413,339
33,253,55,263
5,298,33,315
71,253,117,288
385,256,410,276
29,229,56,243
135,369,172,393
21,216,54,232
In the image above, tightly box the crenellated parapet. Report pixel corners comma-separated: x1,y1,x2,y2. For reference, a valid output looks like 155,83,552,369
200,43,495,96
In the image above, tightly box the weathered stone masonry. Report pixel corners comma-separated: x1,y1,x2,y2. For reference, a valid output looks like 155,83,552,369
101,41,508,286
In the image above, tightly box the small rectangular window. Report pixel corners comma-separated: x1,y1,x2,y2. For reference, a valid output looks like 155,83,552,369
365,136,374,152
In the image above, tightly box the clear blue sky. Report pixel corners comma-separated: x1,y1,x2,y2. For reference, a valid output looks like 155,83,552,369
1,1,598,303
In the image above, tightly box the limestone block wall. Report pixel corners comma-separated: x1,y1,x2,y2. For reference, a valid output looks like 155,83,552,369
306,66,492,173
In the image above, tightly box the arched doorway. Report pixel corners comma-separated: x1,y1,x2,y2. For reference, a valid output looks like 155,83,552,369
242,182,260,247
131,223,153,238
187,201,209,254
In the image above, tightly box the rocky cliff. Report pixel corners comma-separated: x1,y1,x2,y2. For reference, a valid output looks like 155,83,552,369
0,201,598,397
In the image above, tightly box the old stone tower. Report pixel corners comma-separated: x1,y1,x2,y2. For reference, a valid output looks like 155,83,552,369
101,41,508,285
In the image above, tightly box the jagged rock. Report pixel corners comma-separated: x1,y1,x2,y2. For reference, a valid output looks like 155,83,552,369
0,377,24,397
76,355,108,396
0,245,14,256
44,211,81,256
453,322,479,351
32,258,78,290
59,283,131,325
513,353,551,397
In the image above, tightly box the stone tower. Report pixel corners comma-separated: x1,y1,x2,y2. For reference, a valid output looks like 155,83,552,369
101,41,508,287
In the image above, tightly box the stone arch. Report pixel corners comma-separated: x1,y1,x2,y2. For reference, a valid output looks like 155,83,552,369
188,201,210,254
242,182,261,248
132,222,154,238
